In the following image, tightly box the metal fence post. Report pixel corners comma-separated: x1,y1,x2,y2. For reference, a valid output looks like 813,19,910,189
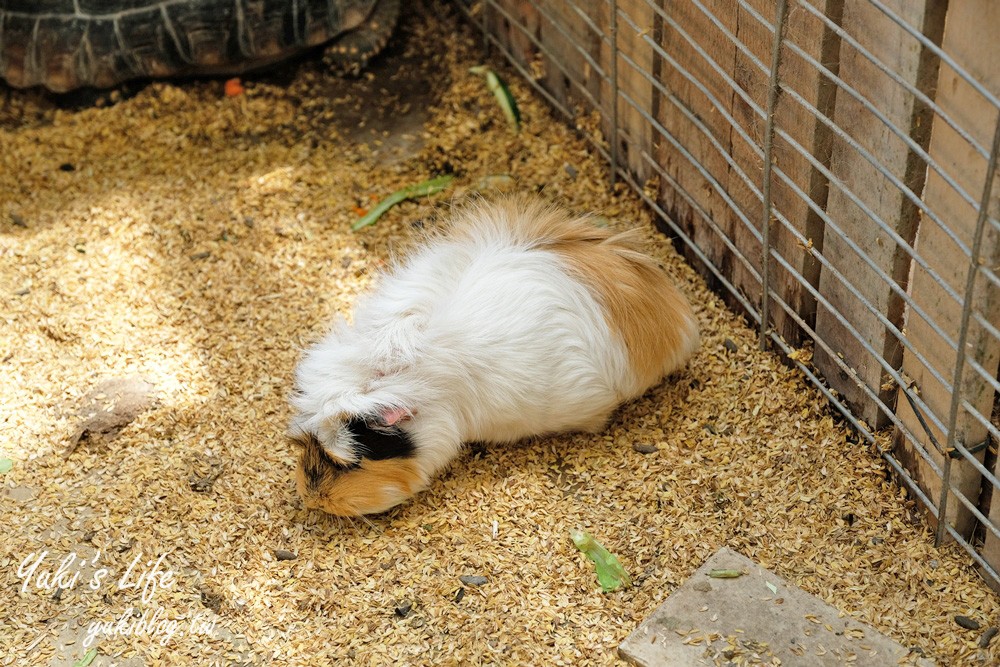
757,0,791,349
935,113,1000,545
610,0,620,188
479,0,491,56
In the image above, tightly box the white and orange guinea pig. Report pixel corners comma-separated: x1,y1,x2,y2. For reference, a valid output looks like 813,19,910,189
288,194,699,516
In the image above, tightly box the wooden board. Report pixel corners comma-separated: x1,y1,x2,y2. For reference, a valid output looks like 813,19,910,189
893,0,1000,544
650,0,741,300
480,3,530,79
728,0,837,345
531,1,610,119
614,0,657,184
813,0,945,429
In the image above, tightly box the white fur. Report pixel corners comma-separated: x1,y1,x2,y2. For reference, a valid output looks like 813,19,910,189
290,221,643,482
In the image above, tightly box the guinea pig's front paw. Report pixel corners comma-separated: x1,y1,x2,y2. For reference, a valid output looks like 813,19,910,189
295,433,428,516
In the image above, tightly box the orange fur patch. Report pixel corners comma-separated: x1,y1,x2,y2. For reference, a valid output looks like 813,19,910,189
453,195,699,390
294,433,426,516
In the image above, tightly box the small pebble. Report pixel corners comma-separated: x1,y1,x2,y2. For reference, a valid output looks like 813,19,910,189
58,162,76,172
632,443,658,454
723,338,738,353
10,213,26,228
564,163,578,179
979,627,998,648
394,601,412,617
274,549,298,561
199,587,224,613
955,615,981,630
692,581,712,593
190,251,211,261
459,575,488,586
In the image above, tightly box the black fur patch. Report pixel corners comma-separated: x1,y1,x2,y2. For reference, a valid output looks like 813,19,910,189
345,416,415,460
304,456,327,486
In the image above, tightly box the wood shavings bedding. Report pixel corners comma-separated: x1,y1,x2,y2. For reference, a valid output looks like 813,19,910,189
1,2,996,665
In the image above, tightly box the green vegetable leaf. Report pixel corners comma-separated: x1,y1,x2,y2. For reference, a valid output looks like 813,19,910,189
73,648,98,667
352,175,455,231
570,528,631,592
708,569,745,579
0,458,12,474
469,66,521,131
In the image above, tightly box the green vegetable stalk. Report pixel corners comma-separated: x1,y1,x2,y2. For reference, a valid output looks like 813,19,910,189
352,175,455,231
469,66,521,131
570,528,632,592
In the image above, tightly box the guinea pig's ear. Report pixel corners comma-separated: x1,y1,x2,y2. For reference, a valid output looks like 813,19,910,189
379,406,412,426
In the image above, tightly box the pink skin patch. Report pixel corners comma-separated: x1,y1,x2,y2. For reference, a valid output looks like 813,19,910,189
380,407,410,426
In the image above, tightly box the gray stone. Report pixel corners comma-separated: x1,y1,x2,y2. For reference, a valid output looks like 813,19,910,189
619,547,934,667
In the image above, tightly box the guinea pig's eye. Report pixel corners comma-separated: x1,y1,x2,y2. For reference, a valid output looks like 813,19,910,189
287,430,314,449
291,431,360,469
327,456,361,471
316,443,360,470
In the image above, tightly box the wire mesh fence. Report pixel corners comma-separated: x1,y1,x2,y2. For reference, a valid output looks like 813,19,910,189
456,0,1000,588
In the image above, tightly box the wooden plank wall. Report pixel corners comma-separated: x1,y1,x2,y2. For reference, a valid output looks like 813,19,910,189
813,0,944,429
650,0,742,301
892,0,1000,542
615,1,656,183
480,0,1000,579
733,0,837,345
644,0,835,347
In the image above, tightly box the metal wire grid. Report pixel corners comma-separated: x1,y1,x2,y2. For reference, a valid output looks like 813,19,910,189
458,0,1000,584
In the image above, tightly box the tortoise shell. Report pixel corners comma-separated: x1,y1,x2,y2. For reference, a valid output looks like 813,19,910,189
0,0,398,91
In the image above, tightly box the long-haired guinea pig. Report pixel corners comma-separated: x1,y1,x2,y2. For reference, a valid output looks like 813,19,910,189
288,194,699,516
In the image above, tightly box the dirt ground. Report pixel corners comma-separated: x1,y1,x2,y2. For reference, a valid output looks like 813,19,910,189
1,2,998,666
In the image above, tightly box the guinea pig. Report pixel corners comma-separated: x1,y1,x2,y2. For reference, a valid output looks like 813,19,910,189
288,194,699,516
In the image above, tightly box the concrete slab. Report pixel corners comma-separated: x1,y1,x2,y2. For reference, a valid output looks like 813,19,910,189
619,547,933,666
